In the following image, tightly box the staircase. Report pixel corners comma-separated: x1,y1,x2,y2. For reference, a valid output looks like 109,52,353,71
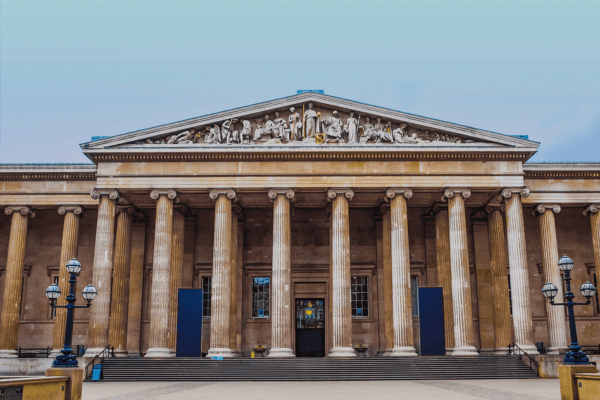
100,355,538,381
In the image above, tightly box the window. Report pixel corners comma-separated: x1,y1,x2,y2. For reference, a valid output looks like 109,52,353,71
351,276,369,317
202,277,212,318
508,273,512,315
411,275,419,317
251,277,270,318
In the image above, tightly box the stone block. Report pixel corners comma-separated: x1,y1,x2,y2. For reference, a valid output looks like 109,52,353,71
46,367,84,400
559,364,597,400
575,373,600,400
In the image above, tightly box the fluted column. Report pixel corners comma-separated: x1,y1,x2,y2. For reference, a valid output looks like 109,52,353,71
380,204,394,355
535,204,568,354
444,188,478,356
168,205,187,354
327,188,356,357
206,189,236,358
0,206,33,358
502,188,538,354
486,207,513,355
434,205,455,353
268,189,295,358
145,189,176,358
51,206,82,356
229,205,241,356
108,206,134,357
87,189,119,357
585,204,600,284
385,188,417,356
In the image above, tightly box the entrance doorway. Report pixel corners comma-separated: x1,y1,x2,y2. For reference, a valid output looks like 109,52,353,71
295,299,325,357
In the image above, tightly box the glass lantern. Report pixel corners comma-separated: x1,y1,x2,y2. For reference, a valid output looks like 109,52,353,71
45,283,61,300
82,284,98,301
558,255,574,271
580,281,597,300
65,258,82,274
542,282,558,300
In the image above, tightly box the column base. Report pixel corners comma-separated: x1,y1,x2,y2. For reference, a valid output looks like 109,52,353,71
516,344,539,355
268,348,295,358
144,347,173,358
328,347,357,357
445,347,454,355
82,347,107,358
451,346,479,356
49,349,62,357
128,350,142,358
493,347,510,355
0,349,18,358
206,348,234,358
547,346,569,355
113,349,129,357
381,348,393,356
390,346,418,357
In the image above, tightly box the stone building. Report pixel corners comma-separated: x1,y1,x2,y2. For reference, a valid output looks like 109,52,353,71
0,92,599,360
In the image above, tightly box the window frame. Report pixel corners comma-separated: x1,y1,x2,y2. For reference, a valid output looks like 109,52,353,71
351,275,369,318
251,276,270,319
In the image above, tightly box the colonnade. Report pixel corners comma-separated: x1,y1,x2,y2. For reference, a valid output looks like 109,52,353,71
0,188,598,358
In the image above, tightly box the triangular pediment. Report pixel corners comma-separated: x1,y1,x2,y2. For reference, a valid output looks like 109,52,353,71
81,92,538,155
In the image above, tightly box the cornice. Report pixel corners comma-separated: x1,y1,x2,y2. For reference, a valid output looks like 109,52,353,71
0,164,96,181
524,163,600,179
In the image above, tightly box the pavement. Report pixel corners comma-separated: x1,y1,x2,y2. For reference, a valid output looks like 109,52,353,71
83,379,561,399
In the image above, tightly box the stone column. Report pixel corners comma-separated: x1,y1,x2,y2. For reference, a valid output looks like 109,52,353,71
327,188,356,357
229,205,241,355
380,204,394,355
502,188,538,354
443,188,478,356
585,204,600,285
385,189,417,356
434,205,455,353
108,206,134,357
0,206,34,358
535,204,568,354
126,214,147,357
206,189,236,358
268,189,295,358
486,207,513,355
50,206,82,356
168,205,187,354
145,189,176,358
87,189,119,357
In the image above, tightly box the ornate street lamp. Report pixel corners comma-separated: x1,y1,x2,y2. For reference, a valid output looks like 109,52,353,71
542,255,597,364
45,258,97,367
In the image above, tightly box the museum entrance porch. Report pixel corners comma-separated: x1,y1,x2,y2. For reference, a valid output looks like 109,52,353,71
295,298,325,357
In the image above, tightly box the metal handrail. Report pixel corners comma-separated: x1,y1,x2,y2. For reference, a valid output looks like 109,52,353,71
507,343,539,376
17,347,51,358
85,345,114,379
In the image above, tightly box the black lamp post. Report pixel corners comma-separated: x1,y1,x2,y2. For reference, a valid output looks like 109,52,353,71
542,254,597,365
45,258,97,368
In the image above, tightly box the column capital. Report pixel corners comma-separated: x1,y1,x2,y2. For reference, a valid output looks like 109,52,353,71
443,188,471,201
209,188,236,202
5,206,35,218
584,204,600,216
385,188,413,201
58,205,83,216
91,188,119,200
485,204,505,214
174,203,191,217
427,203,448,216
327,188,354,202
268,188,295,202
501,187,530,200
116,205,136,215
533,204,561,216
150,189,177,201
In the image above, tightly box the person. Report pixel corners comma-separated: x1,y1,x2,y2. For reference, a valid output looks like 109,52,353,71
345,112,359,143
288,107,302,141
303,102,318,138
323,110,344,142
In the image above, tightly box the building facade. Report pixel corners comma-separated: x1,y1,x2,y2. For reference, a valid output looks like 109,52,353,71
0,93,599,359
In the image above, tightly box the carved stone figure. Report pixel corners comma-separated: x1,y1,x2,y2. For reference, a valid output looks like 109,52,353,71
254,115,274,142
168,128,197,144
359,117,376,143
344,112,359,143
273,112,290,140
393,123,409,143
378,121,394,143
222,119,239,144
240,120,252,144
323,110,344,143
289,107,302,141
205,125,220,144
304,103,318,138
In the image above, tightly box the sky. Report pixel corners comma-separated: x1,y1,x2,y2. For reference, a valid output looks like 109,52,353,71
1,0,599,164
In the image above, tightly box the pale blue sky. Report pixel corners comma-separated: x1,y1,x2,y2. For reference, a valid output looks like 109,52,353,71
1,0,599,163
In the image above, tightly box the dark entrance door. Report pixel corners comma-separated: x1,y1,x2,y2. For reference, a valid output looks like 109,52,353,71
418,287,446,355
176,289,203,357
295,299,325,357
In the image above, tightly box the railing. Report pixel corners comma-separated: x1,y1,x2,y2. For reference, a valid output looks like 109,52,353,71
17,347,51,358
507,343,539,376
581,345,600,355
85,345,114,379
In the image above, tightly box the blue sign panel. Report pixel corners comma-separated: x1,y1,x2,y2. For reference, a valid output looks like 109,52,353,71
418,287,446,356
176,289,203,357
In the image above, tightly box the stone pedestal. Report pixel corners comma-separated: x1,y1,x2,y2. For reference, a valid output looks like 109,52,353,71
386,188,417,357
268,189,295,358
206,189,236,358
0,206,33,358
559,364,598,400
444,188,478,356
502,188,539,355
145,189,176,358
327,189,356,357
434,206,455,354
535,204,568,355
45,367,84,400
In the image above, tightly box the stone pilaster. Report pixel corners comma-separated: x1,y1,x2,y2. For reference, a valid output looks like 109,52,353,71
502,188,538,354
0,206,34,358
386,189,417,356
206,189,236,358
51,206,82,356
380,204,393,356
229,205,241,355
584,204,600,287
145,189,176,358
486,206,513,355
443,188,478,356
168,205,187,354
434,205,455,353
267,189,295,357
87,189,119,357
126,213,146,357
108,206,134,357
327,188,356,357
535,204,568,354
